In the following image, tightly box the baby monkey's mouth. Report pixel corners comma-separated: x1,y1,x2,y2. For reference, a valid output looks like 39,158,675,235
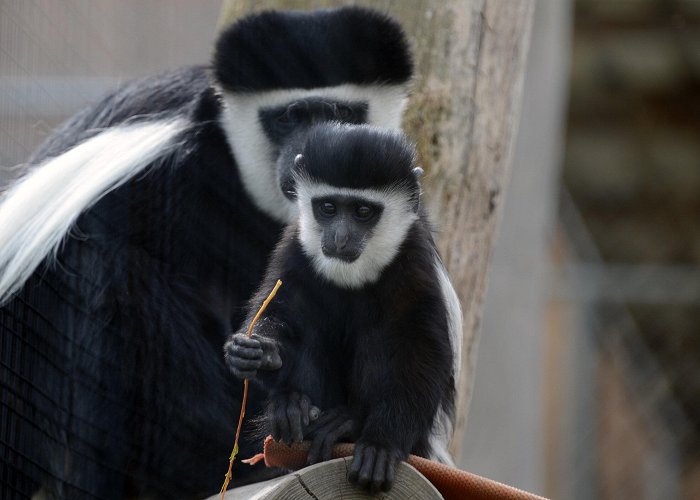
321,245,361,263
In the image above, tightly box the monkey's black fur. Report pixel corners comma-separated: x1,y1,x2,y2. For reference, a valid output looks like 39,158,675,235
2,80,280,500
230,125,455,493
301,124,421,192
214,8,413,92
0,7,413,500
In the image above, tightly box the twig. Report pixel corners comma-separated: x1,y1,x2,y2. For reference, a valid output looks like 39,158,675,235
220,279,283,498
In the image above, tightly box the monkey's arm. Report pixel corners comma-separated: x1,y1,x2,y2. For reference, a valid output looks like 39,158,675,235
348,319,453,493
224,312,321,444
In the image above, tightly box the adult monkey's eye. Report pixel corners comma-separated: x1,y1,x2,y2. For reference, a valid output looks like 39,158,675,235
320,202,337,216
355,205,373,220
278,102,299,124
336,104,353,121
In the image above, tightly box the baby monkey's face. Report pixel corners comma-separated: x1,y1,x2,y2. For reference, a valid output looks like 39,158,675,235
310,194,384,262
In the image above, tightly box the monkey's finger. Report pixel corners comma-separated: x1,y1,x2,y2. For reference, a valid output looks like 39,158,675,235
356,446,377,488
229,360,261,377
232,345,264,360
224,351,259,379
319,419,353,464
224,342,259,361
307,433,324,465
348,443,366,483
287,393,303,442
382,453,399,492
299,394,311,427
233,335,261,349
307,415,343,464
257,336,282,370
230,354,263,368
370,448,388,494
274,399,291,444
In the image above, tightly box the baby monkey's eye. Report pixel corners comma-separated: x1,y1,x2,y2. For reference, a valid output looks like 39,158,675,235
355,205,373,221
320,202,337,216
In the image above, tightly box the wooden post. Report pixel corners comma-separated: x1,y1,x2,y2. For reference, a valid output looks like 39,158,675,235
220,0,535,462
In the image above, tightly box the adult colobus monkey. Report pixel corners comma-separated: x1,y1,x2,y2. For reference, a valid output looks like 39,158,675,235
226,124,461,493
0,8,414,500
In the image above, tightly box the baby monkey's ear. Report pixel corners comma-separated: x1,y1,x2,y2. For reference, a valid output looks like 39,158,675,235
283,153,307,200
412,166,424,181
294,153,306,170
411,166,424,213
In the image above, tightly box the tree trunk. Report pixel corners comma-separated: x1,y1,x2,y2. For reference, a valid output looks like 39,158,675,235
220,0,535,462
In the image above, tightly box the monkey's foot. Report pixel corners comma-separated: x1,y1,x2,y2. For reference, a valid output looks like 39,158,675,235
348,442,404,493
268,392,317,444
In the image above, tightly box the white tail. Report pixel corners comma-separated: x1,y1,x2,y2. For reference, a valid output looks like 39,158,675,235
0,119,186,305
428,254,463,465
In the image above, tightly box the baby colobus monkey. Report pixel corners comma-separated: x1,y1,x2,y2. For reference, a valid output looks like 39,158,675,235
226,123,459,492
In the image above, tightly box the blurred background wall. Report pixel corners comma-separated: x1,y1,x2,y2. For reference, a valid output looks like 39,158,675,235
1,1,699,499
556,1,700,498
463,0,700,499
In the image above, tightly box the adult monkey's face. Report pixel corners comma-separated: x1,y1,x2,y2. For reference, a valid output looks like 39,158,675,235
212,7,413,223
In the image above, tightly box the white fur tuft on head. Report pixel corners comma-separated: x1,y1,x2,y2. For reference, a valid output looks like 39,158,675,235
219,83,408,224
0,119,186,305
296,181,417,289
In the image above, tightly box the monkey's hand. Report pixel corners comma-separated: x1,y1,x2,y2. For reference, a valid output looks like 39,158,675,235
224,332,282,380
348,441,404,493
267,392,319,444
305,407,357,465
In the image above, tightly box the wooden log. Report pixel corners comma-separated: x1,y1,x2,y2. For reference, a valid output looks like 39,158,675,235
220,0,535,461
222,458,443,499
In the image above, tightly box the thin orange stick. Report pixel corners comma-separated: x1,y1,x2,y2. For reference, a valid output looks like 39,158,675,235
220,279,283,498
